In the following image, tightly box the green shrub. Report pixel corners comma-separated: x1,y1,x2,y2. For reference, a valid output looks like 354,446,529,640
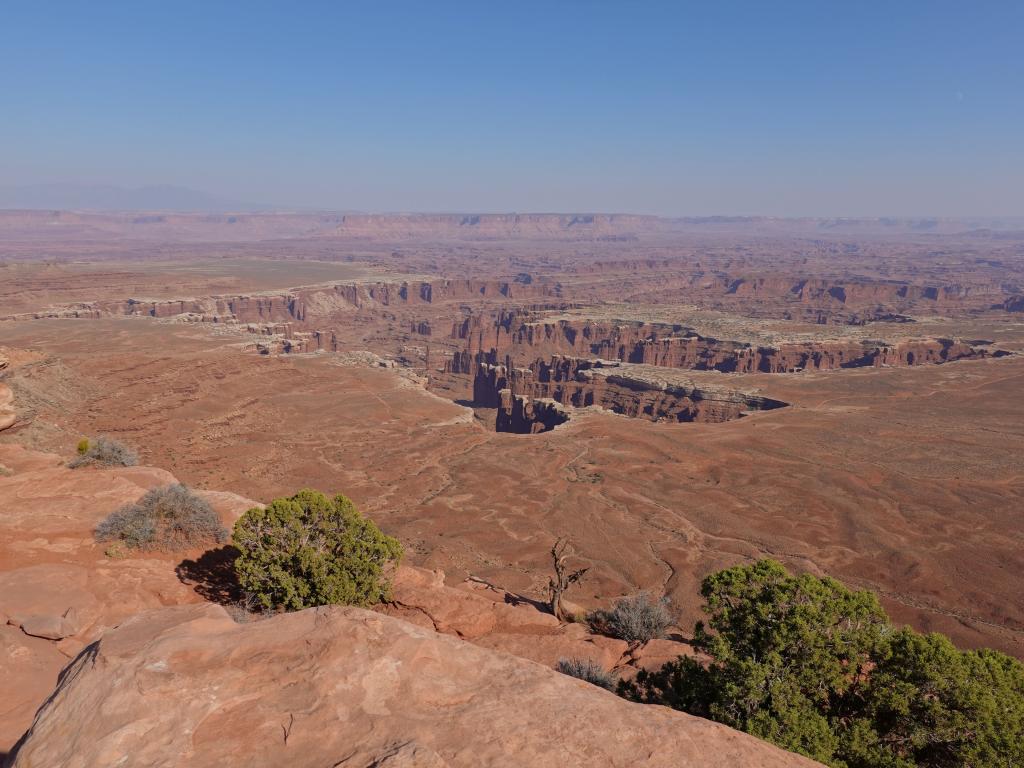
620,559,1024,767
232,489,402,611
556,657,616,690
95,483,227,551
69,435,138,468
848,628,1024,768
76,438,90,455
590,591,674,646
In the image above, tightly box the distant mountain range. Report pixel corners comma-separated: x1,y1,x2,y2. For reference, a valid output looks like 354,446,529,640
0,184,276,212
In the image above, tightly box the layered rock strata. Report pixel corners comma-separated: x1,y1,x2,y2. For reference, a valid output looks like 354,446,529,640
475,357,787,430
449,314,989,375
0,278,554,324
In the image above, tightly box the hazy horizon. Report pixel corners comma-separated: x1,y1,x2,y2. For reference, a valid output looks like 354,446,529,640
6,182,1024,221
2,2,1022,217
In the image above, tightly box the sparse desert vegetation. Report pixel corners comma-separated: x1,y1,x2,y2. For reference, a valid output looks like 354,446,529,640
555,657,617,690
69,436,138,468
590,591,675,647
95,483,227,551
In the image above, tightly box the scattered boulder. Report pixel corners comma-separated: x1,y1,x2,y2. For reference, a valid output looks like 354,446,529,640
18,608,81,641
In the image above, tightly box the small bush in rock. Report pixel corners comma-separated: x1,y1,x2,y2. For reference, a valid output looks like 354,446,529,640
592,592,674,646
95,483,227,551
232,489,402,611
69,436,138,468
224,592,266,624
556,657,616,690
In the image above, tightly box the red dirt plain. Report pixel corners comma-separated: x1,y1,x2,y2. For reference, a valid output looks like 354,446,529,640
2,211,1023,656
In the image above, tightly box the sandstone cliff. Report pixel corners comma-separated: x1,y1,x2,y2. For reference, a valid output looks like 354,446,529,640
1004,295,1024,312
0,279,553,325
475,357,788,430
450,314,989,374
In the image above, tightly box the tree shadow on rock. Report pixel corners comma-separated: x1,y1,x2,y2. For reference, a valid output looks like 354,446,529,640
176,545,242,606
504,591,553,614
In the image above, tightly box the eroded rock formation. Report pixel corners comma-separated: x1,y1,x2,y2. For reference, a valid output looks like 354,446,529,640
603,268,1011,324
1003,295,1024,312
476,357,788,430
450,314,990,375
1,279,554,325
495,392,569,434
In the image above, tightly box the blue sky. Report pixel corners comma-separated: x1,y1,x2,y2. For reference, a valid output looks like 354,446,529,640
1,1,1022,216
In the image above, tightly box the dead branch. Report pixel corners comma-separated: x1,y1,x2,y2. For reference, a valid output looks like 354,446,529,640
548,537,588,622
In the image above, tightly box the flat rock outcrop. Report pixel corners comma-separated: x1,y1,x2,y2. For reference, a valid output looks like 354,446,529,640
7,602,821,768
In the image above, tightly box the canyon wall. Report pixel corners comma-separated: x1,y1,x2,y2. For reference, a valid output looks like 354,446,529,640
565,264,1015,323
475,357,788,430
1003,295,1024,312
2,279,554,325
450,314,989,375
494,390,569,434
